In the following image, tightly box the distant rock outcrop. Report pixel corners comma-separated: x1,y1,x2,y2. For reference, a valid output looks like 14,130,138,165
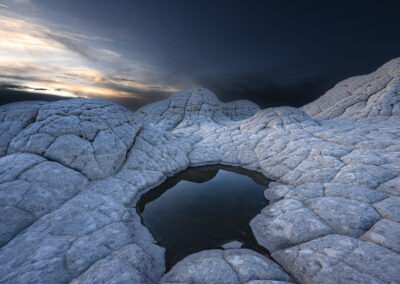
303,57,400,120
1,58,400,283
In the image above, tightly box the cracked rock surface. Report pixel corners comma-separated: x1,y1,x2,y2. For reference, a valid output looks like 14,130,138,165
160,249,294,284
1,58,400,283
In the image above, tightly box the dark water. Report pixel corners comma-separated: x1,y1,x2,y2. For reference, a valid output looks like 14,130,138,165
137,165,270,269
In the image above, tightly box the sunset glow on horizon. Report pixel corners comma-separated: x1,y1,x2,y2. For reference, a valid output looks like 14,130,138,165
0,4,178,105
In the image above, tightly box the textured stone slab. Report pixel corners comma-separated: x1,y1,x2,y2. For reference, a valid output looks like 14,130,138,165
373,196,400,222
324,182,387,203
273,234,400,284
305,197,381,237
160,249,293,284
361,218,400,253
263,182,294,202
250,199,333,252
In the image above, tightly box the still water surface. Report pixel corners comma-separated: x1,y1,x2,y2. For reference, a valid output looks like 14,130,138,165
137,165,270,269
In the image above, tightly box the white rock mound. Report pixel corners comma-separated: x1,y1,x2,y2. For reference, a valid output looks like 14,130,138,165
136,87,259,130
303,57,400,120
160,249,294,284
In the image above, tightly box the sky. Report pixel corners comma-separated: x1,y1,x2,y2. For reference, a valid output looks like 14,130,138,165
0,0,400,110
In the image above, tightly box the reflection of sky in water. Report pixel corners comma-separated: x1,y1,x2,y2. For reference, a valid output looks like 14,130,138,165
138,165,270,269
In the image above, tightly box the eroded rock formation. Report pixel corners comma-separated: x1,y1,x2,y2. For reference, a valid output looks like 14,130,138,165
1,58,400,283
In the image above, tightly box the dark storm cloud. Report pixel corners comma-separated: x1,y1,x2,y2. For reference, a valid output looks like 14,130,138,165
1,0,400,109
0,83,26,90
42,31,94,60
110,77,138,83
0,83,50,92
0,71,56,84
0,84,70,105
196,72,333,108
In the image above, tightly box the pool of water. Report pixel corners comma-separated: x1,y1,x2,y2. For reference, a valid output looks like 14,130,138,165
137,165,270,269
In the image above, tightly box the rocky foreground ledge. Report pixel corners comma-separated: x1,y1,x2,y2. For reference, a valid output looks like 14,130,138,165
1,58,400,283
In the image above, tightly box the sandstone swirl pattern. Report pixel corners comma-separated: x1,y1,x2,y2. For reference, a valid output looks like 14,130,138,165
1,58,400,283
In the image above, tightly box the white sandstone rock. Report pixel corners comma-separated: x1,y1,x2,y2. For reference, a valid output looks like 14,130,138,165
160,249,293,284
222,240,243,249
1,58,400,283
